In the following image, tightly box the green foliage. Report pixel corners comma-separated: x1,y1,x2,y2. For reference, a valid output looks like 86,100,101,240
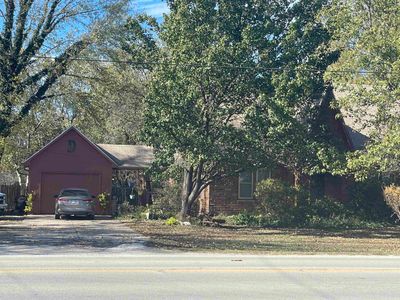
347,179,392,221
254,179,299,222
229,212,263,227
298,197,349,222
243,0,344,177
302,214,387,229
129,206,149,220
165,217,179,226
140,0,277,217
229,198,387,229
323,0,400,181
97,193,110,209
238,178,391,228
152,181,181,218
347,130,400,182
24,193,33,214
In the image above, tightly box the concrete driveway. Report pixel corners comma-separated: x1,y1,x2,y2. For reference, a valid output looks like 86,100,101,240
0,215,151,255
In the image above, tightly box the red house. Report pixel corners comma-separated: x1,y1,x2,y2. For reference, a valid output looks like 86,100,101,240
24,127,153,215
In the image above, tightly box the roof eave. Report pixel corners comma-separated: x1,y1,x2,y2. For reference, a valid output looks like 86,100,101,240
23,126,118,167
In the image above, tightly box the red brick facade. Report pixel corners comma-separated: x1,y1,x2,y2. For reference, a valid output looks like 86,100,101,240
200,168,351,215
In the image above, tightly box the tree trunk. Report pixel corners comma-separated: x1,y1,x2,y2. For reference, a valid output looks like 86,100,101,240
179,163,206,220
180,200,190,220
16,170,28,195
293,170,301,207
179,167,193,220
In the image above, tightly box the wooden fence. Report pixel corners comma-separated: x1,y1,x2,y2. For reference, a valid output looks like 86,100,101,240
0,183,21,211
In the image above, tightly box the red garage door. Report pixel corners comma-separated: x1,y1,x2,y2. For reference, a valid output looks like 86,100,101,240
40,173,102,214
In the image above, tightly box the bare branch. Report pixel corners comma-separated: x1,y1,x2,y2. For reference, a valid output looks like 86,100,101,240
13,39,88,127
12,0,34,61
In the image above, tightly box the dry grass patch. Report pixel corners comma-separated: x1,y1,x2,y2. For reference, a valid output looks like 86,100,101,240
124,219,400,255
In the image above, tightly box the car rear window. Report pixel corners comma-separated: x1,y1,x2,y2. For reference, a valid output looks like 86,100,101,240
60,190,90,197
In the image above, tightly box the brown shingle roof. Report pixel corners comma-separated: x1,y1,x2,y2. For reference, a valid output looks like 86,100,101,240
333,89,372,150
97,144,154,169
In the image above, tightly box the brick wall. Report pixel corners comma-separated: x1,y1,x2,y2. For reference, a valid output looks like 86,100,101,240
207,176,256,215
199,185,210,214
200,167,350,215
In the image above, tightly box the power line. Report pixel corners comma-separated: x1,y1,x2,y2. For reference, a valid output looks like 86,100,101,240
31,55,396,75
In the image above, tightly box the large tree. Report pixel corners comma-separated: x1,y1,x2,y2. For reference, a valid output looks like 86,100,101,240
140,0,342,218
141,0,276,218
0,1,147,184
244,0,343,185
0,0,123,161
323,0,400,182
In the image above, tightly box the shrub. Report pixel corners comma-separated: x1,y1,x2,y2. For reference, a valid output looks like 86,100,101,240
299,197,349,220
165,216,179,225
132,206,149,219
152,181,181,218
97,192,110,209
118,202,136,216
24,193,33,214
347,179,392,221
303,214,385,229
383,185,400,222
229,211,262,226
255,178,303,223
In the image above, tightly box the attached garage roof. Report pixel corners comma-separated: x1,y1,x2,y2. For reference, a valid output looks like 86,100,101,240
97,144,154,169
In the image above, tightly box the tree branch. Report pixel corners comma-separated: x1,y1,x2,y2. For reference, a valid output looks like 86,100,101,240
2,0,15,53
12,0,34,64
13,39,88,127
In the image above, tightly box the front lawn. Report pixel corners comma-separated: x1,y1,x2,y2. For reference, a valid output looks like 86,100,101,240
124,219,400,255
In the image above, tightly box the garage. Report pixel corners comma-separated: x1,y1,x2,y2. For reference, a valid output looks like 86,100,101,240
24,127,116,215
40,173,101,214
23,126,154,215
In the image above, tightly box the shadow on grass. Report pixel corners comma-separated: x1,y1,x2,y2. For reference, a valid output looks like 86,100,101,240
130,220,400,254
142,235,359,253
249,227,400,239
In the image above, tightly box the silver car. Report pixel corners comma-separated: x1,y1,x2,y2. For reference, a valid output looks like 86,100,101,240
54,188,95,220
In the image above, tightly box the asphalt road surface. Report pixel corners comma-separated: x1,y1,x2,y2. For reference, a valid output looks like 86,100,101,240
1,254,400,299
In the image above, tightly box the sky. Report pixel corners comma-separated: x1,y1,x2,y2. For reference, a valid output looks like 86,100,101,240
133,0,169,21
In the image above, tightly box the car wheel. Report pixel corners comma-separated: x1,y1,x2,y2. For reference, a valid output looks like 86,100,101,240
87,214,95,220
55,214,61,219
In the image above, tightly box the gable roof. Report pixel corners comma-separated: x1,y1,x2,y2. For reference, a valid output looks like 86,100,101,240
97,144,154,169
333,89,371,150
23,127,118,167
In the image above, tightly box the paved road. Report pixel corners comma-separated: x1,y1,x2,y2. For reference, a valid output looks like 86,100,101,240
0,215,149,254
0,255,400,299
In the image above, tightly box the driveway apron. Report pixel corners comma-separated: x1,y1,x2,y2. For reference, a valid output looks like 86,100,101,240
0,215,151,255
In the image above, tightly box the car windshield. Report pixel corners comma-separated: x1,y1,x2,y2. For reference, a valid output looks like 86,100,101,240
60,190,90,197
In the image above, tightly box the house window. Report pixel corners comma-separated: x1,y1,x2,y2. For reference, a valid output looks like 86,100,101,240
239,171,253,199
256,168,272,183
